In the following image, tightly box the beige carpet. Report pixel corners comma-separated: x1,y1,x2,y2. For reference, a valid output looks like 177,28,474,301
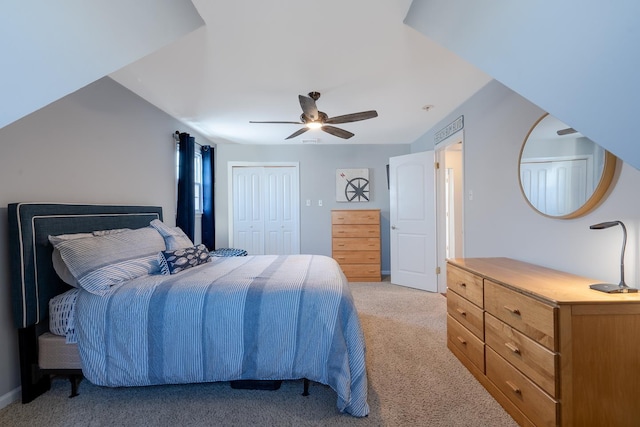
0,281,517,426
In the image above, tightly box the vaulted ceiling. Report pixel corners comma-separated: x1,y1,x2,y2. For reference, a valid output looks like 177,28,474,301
4,1,639,169
2,1,491,146
109,0,491,145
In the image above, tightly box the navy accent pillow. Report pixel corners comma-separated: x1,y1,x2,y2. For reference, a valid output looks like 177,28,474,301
159,244,211,275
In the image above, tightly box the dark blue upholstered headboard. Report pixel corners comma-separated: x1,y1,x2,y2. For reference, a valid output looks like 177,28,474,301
7,203,163,329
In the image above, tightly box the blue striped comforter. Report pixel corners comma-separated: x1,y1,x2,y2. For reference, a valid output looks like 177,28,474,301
75,254,369,416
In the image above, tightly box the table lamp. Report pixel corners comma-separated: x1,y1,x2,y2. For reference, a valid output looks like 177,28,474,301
589,221,638,293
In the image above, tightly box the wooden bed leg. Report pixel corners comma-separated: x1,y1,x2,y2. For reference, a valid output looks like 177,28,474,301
68,375,82,398
302,378,310,396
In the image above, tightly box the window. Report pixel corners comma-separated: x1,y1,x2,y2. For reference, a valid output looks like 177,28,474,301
176,146,203,214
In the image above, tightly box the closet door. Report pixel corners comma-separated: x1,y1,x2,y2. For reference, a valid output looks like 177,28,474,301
263,167,299,254
232,167,265,254
231,165,300,255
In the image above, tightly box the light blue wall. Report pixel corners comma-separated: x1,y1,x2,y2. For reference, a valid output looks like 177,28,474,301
0,77,207,405
413,80,640,286
405,0,640,169
1,0,204,128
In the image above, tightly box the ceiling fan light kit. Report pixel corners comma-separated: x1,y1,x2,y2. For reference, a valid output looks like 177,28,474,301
250,92,378,140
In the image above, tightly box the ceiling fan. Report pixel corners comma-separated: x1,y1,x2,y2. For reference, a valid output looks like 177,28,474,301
250,91,378,140
556,127,577,136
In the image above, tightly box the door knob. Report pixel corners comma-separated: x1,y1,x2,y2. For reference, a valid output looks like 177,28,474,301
391,225,397,230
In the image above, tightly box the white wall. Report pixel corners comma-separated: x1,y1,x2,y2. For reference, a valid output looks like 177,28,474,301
215,143,410,271
0,77,207,403
414,80,640,286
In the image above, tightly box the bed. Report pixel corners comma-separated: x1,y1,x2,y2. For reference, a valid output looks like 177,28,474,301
8,203,369,417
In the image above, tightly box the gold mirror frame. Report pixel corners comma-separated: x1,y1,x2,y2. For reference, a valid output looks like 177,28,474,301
518,113,617,219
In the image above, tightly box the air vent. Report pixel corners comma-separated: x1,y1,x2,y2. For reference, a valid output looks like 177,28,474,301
301,139,319,144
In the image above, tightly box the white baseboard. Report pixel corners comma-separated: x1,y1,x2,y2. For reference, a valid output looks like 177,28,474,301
0,386,21,410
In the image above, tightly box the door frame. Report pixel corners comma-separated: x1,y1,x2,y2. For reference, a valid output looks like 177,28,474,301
435,132,465,293
227,161,300,251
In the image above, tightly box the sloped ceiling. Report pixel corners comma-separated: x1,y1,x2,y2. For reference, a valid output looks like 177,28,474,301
405,0,640,170
109,0,492,145
0,0,204,129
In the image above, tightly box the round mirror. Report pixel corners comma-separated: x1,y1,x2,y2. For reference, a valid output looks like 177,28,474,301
519,114,617,219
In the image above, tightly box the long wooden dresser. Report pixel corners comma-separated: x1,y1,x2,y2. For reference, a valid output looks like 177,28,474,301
446,257,640,427
331,209,381,282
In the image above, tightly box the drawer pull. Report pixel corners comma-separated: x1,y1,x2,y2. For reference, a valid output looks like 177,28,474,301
456,336,467,345
504,305,521,316
505,342,521,355
458,282,467,288
337,244,345,247
456,308,467,317
506,381,522,395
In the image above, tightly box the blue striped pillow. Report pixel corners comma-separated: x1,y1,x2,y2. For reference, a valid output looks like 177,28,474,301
53,227,166,295
149,219,194,250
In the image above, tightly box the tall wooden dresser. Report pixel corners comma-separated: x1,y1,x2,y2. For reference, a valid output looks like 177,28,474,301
447,257,640,427
331,209,381,282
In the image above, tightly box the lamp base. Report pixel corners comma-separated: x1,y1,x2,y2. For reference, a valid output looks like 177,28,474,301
589,283,638,294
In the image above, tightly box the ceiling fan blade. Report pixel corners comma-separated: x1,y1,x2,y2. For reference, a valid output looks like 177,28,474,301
325,110,378,125
322,125,354,139
298,95,319,121
250,121,303,124
557,127,577,136
285,127,310,140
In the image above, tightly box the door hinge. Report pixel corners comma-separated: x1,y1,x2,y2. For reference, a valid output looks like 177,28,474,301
435,162,440,169
435,266,441,274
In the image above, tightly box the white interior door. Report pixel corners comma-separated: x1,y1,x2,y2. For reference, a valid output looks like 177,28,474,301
230,163,300,255
263,167,299,254
389,151,437,292
232,167,265,254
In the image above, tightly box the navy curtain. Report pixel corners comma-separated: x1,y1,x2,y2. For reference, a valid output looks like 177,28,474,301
176,132,195,242
201,145,215,250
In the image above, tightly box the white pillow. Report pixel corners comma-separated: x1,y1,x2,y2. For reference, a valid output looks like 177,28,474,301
149,219,194,250
52,227,166,295
49,233,93,288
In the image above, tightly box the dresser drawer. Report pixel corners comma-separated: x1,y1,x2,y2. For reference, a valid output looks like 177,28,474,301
340,264,380,280
485,314,557,397
447,315,485,372
331,210,380,225
486,348,558,427
484,280,556,351
333,250,380,265
333,237,380,251
447,290,484,340
332,224,380,238
447,264,484,308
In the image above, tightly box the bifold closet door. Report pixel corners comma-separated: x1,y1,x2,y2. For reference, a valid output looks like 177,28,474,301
232,166,299,255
